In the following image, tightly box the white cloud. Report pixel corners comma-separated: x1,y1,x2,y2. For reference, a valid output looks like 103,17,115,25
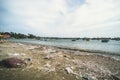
68,0,120,26
1,0,120,37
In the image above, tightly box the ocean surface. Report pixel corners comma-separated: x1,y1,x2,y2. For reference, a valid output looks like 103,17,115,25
10,39,120,56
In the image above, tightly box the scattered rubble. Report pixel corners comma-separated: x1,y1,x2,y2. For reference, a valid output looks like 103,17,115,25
7,53,26,57
0,42,120,80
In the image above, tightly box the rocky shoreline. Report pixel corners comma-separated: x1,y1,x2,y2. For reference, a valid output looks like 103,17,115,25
0,42,120,80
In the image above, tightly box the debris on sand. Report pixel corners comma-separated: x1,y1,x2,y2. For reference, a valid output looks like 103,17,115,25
7,53,26,57
65,66,74,74
0,42,120,80
41,62,55,72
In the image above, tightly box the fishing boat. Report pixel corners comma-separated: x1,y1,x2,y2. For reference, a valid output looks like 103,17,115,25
101,39,109,43
71,39,76,41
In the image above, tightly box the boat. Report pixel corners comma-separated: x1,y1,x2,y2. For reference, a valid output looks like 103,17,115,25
101,39,109,43
71,39,76,41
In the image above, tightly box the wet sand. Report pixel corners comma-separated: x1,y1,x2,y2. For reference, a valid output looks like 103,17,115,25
0,42,120,80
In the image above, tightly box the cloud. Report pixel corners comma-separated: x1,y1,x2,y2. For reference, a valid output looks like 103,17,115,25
0,0,120,37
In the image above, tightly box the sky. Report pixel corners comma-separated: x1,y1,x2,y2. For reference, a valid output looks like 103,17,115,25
0,0,120,37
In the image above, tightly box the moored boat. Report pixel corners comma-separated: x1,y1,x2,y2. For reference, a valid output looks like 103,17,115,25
101,39,109,43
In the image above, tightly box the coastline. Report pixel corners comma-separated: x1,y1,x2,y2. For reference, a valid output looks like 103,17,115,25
10,40,120,60
9,39,120,57
0,41,120,80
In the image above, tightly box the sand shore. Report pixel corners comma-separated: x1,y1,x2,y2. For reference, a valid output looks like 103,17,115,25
0,41,120,80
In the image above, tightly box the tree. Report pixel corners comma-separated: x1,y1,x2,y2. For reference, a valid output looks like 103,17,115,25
28,34,36,39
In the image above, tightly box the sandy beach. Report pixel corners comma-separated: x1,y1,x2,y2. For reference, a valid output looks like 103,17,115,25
0,41,120,80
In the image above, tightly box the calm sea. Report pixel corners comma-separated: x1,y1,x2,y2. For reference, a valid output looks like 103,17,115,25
10,39,120,56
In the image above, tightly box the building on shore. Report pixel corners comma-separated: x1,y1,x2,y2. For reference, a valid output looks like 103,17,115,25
3,33,10,39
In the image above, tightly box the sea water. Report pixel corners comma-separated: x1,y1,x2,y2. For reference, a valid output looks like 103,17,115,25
10,39,120,55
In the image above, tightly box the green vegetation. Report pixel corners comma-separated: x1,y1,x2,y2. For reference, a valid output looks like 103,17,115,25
0,32,120,41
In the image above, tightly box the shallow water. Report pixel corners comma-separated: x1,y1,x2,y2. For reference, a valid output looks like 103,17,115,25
10,39,120,55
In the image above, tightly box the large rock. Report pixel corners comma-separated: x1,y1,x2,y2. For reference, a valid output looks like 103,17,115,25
0,57,26,68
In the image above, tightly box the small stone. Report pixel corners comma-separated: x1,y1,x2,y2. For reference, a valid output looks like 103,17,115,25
24,58,32,62
44,55,50,60
63,55,67,57
44,54,55,60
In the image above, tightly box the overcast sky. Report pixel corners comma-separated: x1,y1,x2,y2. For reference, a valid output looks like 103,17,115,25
0,0,120,37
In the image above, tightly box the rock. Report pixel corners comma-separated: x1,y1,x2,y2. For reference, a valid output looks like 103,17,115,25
42,63,55,72
24,58,32,62
0,57,26,68
82,75,94,80
65,67,73,74
24,58,32,65
43,67,55,72
44,55,51,60
44,62,51,68
82,76,89,80
110,75,120,80
44,54,55,60
63,55,67,57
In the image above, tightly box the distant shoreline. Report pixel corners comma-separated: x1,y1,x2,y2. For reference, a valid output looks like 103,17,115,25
1,32,120,40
